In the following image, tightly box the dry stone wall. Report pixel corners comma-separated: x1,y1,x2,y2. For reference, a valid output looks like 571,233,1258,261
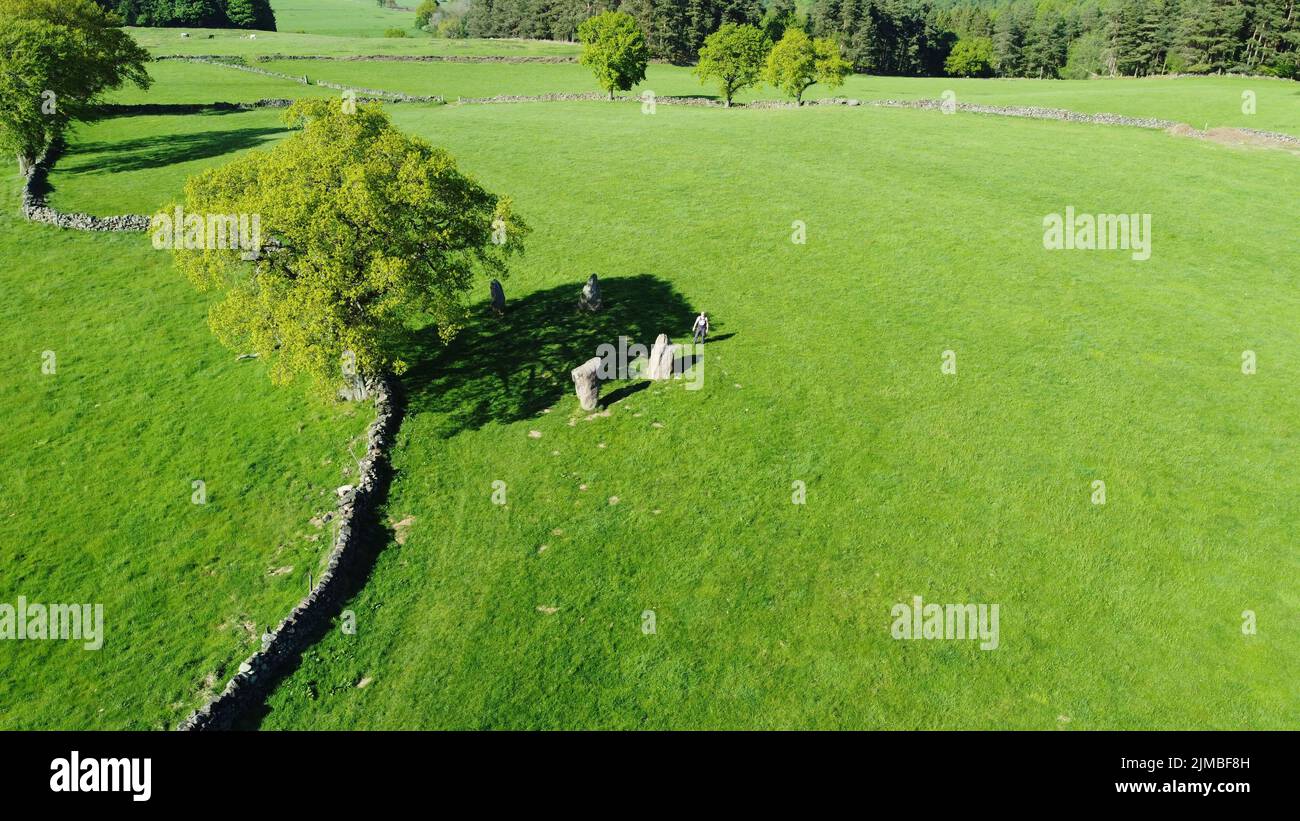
22,140,150,232
169,57,443,103
178,376,402,731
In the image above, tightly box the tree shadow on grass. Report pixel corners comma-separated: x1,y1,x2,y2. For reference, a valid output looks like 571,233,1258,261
239,275,730,729
400,274,717,438
60,126,283,175
88,103,250,119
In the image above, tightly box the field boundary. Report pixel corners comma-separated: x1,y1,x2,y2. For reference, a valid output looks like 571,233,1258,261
26,86,1296,230
142,57,1300,146
156,53,582,64
866,98,1300,146
22,139,151,231
451,94,1300,146
179,376,403,731
168,56,445,103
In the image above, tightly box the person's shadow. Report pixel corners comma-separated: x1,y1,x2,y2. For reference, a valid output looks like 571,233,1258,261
401,274,730,437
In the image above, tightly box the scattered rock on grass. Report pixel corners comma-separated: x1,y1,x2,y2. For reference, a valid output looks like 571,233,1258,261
391,515,415,545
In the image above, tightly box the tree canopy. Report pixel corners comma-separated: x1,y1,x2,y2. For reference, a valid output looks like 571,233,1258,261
578,10,651,98
173,99,528,392
0,0,151,174
945,36,995,77
90,0,276,30
695,22,770,106
765,27,851,103
470,0,1299,79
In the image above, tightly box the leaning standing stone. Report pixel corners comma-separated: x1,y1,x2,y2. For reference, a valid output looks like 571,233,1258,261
578,273,602,311
571,357,602,410
490,279,505,316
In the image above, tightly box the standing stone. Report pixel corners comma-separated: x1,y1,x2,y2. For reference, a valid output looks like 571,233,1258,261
338,374,372,402
490,279,505,316
571,357,602,410
647,334,676,380
578,273,602,311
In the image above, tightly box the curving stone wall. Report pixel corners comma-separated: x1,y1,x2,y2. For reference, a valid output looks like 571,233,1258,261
21,140,150,232
178,376,403,731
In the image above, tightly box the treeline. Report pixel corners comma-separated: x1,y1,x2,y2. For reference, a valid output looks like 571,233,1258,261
464,0,771,60
92,0,277,30
848,0,1300,78
464,0,1300,77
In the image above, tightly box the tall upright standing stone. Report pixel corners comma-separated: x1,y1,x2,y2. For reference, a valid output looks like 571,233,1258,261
647,334,676,380
489,279,505,316
571,357,602,411
578,273,602,311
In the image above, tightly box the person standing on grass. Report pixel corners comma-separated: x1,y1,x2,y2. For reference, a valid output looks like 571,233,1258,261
692,312,710,344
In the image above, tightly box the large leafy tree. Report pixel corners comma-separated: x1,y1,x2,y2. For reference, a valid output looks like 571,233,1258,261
0,0,150,174
764,27,851,103
695,22,770,105
577,10,650,99
945,35,995,76
173,99,528,392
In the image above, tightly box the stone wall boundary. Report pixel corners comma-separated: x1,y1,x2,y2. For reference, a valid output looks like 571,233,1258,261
177,376,403,731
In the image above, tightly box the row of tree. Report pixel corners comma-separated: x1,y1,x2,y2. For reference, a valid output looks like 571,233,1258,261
576,10,851,101
467,0,1300,78
91,0,276,30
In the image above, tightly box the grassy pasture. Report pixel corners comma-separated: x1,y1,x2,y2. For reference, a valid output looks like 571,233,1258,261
271,0,422,37
15,23,1300,729
847,74,1300,137
231,101,1295,729
0,186,372,729
128,27,581,58
107,60,337,105
49,110,291,216
253,58,1300,136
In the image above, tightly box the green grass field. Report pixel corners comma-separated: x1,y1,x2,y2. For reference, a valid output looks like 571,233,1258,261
128,28,581,57
271,0,423,37
251,59,1300,135
7,21,1298,730
0,183,372,729
104,60,336,105
251,102,1298,729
